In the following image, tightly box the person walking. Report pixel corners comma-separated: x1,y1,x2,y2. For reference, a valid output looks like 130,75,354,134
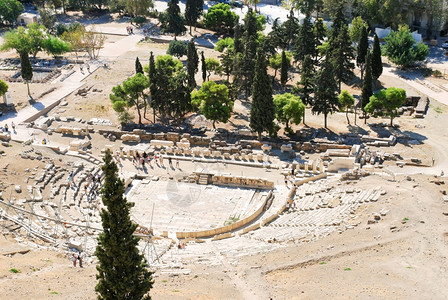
78,251,83,268
4,124,8,132
168,157,173,167
72,253,77,267
176,159,180,169
86,64,90,73
11,121,15,132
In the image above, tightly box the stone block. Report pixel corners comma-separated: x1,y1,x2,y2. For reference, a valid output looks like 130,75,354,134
121,134,141,143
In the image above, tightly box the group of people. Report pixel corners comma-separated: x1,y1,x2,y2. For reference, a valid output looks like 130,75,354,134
79,63,91,73
72,251,83,268
2,121,15,133
128,151,180,170
126,25,134,35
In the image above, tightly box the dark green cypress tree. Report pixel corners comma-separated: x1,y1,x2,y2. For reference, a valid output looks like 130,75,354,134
95,149,154,300
186,38,199,89
313,54,339,129
185,0,203,35
356,26,368,80
148,52,158,123
233,23,244,54
201,51,206,82
361,50,373,124
20,51,33,98
250,50,275,139
240,8,259,96
280,50,289,88
283,9,300,49
293,54,314,124
371,33,383,80
135,57,143,74
329,22,355,92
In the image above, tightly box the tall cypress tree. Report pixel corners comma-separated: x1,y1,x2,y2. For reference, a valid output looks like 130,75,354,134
361,51,373,124
250,50,275,139
148,52,158,123
135,57,143,74
283,9,300,49
371,33,383,81
329,22,355,92
186,38,199,89
20,51,33,99
201,51,206,82
185,0,203,34
95,149,154,299
293,54,314,124
280,50,289,88
293,15,314,66
313,54,339,129
356,26,368,80
241,8,259,96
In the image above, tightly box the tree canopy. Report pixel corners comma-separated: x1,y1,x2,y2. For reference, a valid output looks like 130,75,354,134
167,40,187,58
365,87,406,126
339,89,355,125
273,93,305,131
0,0,23,25
383,25,429,67
203,3,238,34
191,81,233,128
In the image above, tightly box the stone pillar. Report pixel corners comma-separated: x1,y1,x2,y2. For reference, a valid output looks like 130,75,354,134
319,159,324,173
304,162,309,173
312,160,317,174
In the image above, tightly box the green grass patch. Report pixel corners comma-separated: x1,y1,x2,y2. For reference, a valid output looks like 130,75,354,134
403,217,409,222
344,268,351,271
9,268,20,273
172,290,180,293
319,261,327,265
50,291,58,295
162,280,167,283
434,106,443,114
406,266,413,269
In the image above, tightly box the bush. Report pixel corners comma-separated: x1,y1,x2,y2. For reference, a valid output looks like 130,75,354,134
132,16,147,27
433,69,443,77
203,3,238,34
56,23,68,36
167,40,187,58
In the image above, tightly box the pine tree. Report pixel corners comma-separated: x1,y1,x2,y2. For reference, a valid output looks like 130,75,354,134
293,54,314,124
201,51,206,82
293,15,314,66
280,50,289,88
185,0,203,34
283,9,300,49
329,22,355,92
356,26,368,80
371,33,383,81
313,55,339,128
250,50,275,139
19,51,33,99
313,17,326,64
135,57,143,74
186,38,199,89
361,50,373,124
240,8,259,96
164,0,186,40
95,149,154,299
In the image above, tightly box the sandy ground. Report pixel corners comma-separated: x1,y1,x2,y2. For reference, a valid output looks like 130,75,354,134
1,17,448,300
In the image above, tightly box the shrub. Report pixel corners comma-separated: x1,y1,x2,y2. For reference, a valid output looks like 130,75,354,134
167,40,187,58
133,16,147,26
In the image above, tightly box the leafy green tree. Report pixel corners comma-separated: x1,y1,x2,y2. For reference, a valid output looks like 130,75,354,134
0,80,8,97
339,89,355,124
203,3,238,34
365,87,406,126
135,57,143,74
349,16,368,43
384,25,428,68
159,0,186,39
273,93,305,131
250,51,275,138
61,25,85,61
371,33,383,80
295,0,321,15
215,37,234,81
19,51,33,98
266,18,287,50
43,37,71,56
110,73,149,125
191,81,232,128
95,149,153,300
186,38,199,90
201,51,206,82
167,40,187,58
27,23,49,58
124,0,154,19
1,27,31,54
205,58,221,81
185,0,203,34
361,51,373,123
356,26,368,80
268,52,282,80
0,0,23,25
293,54,314,124
313,55,339,128
280,50,290,88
